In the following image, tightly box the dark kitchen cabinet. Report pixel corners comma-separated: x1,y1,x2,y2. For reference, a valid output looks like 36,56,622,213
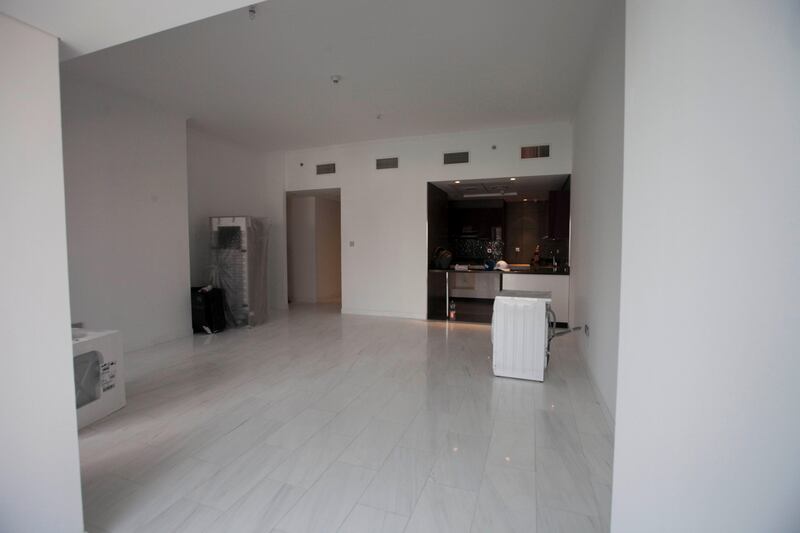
548,190,570,240
505,201,549,263
427,271,448,320
448,200,504,239
428,183,449,264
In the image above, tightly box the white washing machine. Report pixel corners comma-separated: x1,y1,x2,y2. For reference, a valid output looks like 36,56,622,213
491,290,551,382
72,330,126,429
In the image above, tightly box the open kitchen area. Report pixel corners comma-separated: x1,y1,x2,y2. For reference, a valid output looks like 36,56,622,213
427,175,571,325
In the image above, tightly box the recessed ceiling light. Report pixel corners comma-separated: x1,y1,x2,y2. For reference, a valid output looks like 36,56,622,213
510,177,516,181
454,180,461,184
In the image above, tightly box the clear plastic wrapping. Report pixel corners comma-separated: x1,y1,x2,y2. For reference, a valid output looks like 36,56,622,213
208,216,270,327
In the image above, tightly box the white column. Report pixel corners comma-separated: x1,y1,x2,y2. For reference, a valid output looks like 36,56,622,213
0,14,84,533
613,2,800,532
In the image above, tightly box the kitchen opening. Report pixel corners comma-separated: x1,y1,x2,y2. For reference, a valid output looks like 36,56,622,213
427,175,570,324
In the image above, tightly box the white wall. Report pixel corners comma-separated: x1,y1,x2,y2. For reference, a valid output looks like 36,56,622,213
570,0,625,422
315,197,342,304
612,2,800,532
187,127,288,310
285,122,572,319
264,151,289,310
62,78,192,352
0,14,84,533
287,195,317,303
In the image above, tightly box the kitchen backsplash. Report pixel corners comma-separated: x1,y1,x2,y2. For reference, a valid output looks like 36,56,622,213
452,238,505,261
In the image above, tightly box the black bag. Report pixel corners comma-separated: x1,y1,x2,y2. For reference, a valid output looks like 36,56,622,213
191,287,226,334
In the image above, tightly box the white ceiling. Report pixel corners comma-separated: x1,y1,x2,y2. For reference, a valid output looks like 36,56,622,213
433,175,569,202
59,0,605,151
0,0,256,59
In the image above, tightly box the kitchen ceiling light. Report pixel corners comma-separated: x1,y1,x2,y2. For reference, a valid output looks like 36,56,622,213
510,177,516,181
454,180,461,184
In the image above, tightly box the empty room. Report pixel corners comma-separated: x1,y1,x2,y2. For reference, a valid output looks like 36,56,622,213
1,1,799,533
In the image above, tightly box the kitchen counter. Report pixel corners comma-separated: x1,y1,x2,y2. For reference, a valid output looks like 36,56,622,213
427,268,570,325
429,267,569,276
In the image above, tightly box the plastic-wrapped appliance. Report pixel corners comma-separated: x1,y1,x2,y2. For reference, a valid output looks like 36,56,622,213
208,216,270,327
491,291,552,381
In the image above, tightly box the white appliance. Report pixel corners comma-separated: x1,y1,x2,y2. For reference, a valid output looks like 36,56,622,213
491,291,551,381
72,330,126,429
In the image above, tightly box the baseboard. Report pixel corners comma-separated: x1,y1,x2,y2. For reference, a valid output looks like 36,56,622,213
341,307,427,321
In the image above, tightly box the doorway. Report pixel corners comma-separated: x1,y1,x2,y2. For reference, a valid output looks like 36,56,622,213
286,189,342,307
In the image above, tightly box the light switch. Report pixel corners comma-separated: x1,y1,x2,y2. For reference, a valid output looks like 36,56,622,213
515,247,520,253
349,241,355,247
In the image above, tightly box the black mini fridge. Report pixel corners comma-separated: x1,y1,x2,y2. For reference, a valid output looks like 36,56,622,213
191,287,226,334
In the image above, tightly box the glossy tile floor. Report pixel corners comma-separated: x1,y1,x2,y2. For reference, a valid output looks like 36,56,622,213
80,304,613,533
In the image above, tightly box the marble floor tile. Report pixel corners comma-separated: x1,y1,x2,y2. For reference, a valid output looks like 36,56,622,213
145,397,268,456
268,427,354,489
326,382,398,437
566,377,599,406
579,432,614,486
591,480,612,533
208,477,305,532
194,414,283,466
134,498,221,533
532,373,574,413
423,383,466,414
535,408,581,451
492,378,537,423
431,432,491,491
359,446,436,516
339,417,409,470
573,401,612,437
471,465,537,533
537,506,602,533
375,390,425,425
536,446,598,518
338,505,407,533
449,388,495,437
82,475,139,523
399,409,455,453
79,305,613,533
404,478,477,533
486,418,536,471
313,381,369,413
188,440,291,511
265,408,336,451
90,456,218,532
274,461,376,533
260,388,326,423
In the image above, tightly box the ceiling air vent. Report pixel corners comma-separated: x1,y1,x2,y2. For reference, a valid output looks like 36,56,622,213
376,157,399,170
521,145,550,159
443,151,470,165
316,163,336,175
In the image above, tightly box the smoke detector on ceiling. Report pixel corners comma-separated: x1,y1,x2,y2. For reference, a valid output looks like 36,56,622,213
331,75,341,84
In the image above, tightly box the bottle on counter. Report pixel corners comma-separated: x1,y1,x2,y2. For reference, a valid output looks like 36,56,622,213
449,300,456,320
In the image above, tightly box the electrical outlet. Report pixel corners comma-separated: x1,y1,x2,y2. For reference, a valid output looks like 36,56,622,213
349,241,355,247
584,324,590,336
515,247,520,252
